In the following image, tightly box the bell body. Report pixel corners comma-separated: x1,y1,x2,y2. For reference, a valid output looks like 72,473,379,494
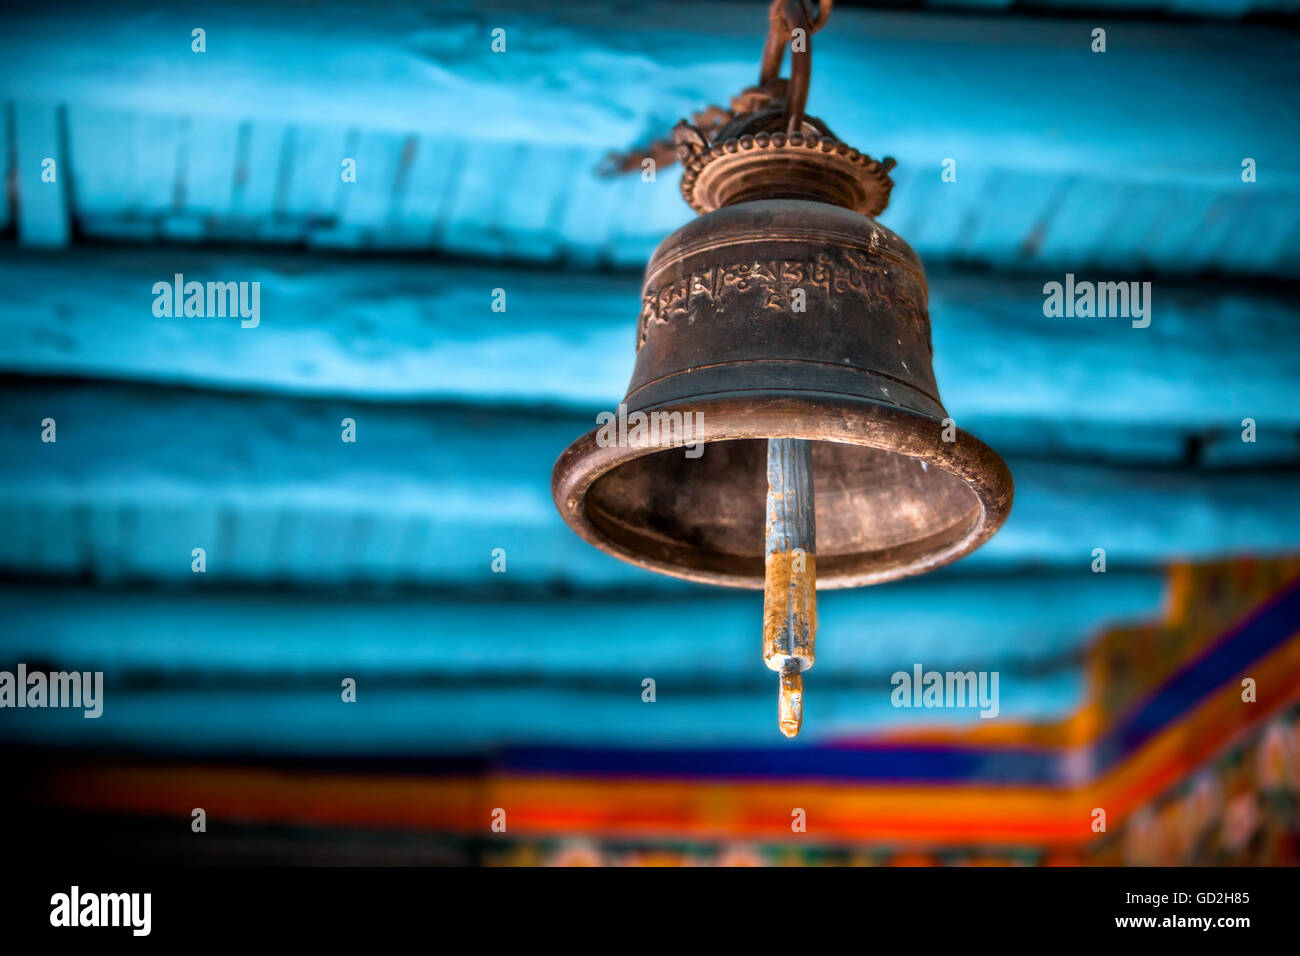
553,195,1012,589
629,200,941,421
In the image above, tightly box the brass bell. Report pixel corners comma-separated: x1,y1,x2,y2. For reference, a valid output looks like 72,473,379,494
554,117,1012,588
552,1,1012,735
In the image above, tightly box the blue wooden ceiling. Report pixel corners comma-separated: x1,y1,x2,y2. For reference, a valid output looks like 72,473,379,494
0,0,1297,752
3,2,1298,272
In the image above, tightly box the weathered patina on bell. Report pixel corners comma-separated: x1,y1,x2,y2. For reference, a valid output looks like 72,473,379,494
554,109,1013,589
554,0,1012,736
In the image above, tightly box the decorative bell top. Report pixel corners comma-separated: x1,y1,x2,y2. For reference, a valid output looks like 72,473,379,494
674,109,896,217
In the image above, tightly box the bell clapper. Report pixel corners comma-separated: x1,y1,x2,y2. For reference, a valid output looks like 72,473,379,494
763,437,817,737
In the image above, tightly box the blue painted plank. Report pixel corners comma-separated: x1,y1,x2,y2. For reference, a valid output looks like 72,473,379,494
174,114,241,227
1,249,1295,454
0,675,1086,752
13,103,68,246
0,572,1163,679
0,382,1295,588
388,132,460,247
3,5,1296,273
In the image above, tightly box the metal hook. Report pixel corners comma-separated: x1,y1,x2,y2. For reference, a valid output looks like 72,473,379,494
759,0,833,134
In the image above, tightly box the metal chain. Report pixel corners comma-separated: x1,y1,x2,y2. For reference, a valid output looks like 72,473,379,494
761,0,833,133
599,0,833,175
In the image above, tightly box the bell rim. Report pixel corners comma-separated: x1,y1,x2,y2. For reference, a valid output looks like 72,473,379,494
552,393,1014,590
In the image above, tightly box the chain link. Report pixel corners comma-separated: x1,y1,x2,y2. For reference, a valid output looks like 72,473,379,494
599,0,833,176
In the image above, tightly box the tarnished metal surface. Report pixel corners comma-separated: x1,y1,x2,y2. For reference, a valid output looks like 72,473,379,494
553,0,1011,592
552,198,1013,588
675,116,895,216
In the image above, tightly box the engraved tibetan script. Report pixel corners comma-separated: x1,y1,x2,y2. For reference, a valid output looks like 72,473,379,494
637,250,895,350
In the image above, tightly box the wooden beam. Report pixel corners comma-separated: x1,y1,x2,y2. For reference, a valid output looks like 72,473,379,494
0,678,1085,752
12,104,69,247
0,381,1295,587
0,4,1296,271
1,2,1291,167
0,573,1161,680
0,248,1296,465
